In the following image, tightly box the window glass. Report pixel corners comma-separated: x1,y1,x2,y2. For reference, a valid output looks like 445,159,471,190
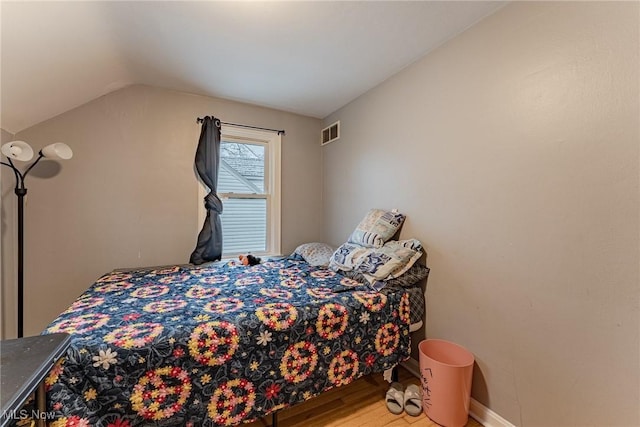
218,142,265,194
220,198,267,254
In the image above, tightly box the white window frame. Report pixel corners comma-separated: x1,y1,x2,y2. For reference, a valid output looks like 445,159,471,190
197,125,281,257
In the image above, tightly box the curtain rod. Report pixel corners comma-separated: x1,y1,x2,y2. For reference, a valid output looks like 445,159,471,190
197,117,285,136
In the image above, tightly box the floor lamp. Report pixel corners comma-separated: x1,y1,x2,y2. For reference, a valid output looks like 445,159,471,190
1,141,73,338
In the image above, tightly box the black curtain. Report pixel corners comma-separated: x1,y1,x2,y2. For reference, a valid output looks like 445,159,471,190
190,116,223,264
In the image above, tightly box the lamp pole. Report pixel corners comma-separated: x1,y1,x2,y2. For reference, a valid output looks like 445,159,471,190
3,155,44,338
16,187,26,337
1,142,72,338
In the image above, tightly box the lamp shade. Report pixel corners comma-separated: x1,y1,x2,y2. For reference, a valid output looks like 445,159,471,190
1,141,34,161
41,143,73,160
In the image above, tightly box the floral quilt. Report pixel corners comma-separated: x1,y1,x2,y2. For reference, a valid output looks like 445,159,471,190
41,257,411,427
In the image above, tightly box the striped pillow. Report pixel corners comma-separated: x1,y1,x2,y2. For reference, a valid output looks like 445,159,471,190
348,209,406,248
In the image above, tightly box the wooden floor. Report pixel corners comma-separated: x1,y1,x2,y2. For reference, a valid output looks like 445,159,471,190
244,366,483,427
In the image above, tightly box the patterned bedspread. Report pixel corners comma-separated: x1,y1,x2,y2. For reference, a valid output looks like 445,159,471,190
42,257,411,427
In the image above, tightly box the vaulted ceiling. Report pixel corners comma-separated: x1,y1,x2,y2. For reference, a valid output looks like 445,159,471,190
1,1,505,134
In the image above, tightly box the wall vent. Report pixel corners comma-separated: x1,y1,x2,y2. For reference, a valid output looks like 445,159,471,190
321,121,340,145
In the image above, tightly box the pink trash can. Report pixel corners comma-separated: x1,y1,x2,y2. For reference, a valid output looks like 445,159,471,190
419,339,474,427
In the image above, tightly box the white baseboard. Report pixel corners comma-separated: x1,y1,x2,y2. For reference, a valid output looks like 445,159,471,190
468,399,515,427
401,358,515,427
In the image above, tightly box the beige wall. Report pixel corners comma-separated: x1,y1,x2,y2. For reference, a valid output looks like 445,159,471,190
0,128,16,339
322,2,639,426
1,84,323,337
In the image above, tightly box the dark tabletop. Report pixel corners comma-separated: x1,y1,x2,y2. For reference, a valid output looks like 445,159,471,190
0,333,71,426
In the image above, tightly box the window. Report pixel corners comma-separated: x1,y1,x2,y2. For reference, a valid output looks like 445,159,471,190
197,126,281,257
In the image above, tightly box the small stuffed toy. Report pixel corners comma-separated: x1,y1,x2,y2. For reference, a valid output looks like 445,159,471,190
239,254,261,266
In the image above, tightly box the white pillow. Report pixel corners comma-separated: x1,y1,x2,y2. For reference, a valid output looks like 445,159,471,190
294,242,335,267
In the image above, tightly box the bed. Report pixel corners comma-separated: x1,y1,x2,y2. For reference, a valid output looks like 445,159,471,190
41,256,414,427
